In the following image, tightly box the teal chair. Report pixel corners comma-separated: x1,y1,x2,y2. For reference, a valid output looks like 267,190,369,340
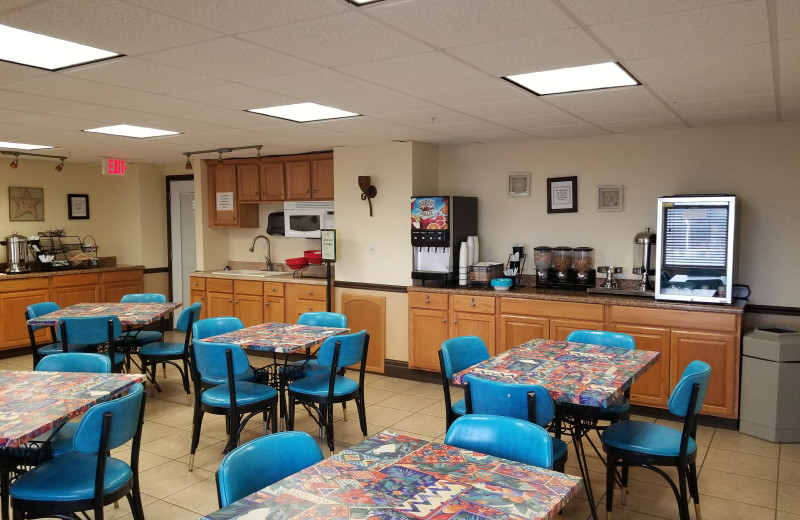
10,383,146,520
445,414,553,469
602,361,712,520
33,353,113,457
59,316,126,373
188,340,278,471
138,302,201,403
25,302,72,368
283,312,348,379
191,317,254,386
438,336,490,429
462,374,568,472
117,293,168,349
215,431,323,507
286,330,369,454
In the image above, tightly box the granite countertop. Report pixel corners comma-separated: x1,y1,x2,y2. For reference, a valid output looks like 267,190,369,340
0,264,144,280
408,284,744,314
192,270,329,286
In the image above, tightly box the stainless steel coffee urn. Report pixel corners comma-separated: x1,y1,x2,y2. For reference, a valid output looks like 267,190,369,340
1,232,31,273
633,228,656,291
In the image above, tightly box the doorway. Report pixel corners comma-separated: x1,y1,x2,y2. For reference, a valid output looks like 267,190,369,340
167,176,196,314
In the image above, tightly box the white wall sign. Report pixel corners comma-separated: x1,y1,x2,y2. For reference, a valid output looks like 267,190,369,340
216,192,234,211
321,229,336,261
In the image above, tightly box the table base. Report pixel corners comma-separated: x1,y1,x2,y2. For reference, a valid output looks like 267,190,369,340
555,404,602,520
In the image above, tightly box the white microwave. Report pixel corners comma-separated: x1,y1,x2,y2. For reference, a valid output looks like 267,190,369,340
283,201,335,238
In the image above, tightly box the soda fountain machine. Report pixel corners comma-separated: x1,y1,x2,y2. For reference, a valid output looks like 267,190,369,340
411,196,477,287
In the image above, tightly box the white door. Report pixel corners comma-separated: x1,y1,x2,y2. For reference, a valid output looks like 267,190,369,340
169,180,196,317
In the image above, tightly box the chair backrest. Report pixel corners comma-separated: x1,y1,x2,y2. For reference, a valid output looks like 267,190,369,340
297,311,347,328
26,302,60,332
445,414,553,469
73,383,145,453
192,317,243,340
35,353,112,373
216,431,323,507
668,360,712,417
316,330,368,369
120,293,167,303
440,336,490,378
60,316,122,347
566,330,636,350
191,339,251,379
176,302,202,332
463,374,555,427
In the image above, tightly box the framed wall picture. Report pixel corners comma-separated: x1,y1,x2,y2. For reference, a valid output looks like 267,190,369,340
68,194,90,219
597,185,624,211
508,172,530,197
8,186,45,221
547,176,578,213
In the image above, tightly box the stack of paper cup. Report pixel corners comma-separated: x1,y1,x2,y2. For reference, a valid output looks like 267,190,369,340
473,236,480,264
458,242,469,285
466,237,475,267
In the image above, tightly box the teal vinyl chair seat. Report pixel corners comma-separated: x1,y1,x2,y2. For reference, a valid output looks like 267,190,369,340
287,373,359,397
438,336,490,430
201,382,277,407
10,383,146,520
192,316,254,387
602,421,697,457
445,415,554,470
283,312,348,380
216,431,324,508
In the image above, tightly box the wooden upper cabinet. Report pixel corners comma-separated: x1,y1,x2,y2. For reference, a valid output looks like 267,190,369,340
207,163,259,228
238,162,285,202
285,161,312,200
260,162,286,201
237,163,262,202
311,158,334,199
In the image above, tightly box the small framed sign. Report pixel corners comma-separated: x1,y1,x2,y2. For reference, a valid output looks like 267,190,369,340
547,176,578,213
597,185,623,212
321,229,336,262
508,172,530,197
67,194,90,219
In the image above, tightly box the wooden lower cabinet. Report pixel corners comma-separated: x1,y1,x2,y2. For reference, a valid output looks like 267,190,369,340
0,278,50,350
205,278,266,327
52,273,100,308
341,293,386,374
498,298,604,352
101,270,143,302
409,307,449,371
263,282,285,323
607,323,671,408
285,283,329,323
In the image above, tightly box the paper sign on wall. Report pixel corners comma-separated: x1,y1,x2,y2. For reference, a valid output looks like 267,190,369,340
216,192,234,211
321,229,336,261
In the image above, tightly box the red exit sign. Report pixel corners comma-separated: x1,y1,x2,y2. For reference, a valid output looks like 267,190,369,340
102,158,127,175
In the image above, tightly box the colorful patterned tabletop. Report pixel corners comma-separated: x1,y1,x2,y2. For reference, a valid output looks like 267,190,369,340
25,302,182,328
203,322,349,354
0,370,144,447
452,339,660,408
202,430,582,520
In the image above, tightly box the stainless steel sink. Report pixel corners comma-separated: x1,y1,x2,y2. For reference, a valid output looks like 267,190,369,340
211,269,287,277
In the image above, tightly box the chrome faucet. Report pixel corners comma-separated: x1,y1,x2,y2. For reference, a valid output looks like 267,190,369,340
248,235,272,271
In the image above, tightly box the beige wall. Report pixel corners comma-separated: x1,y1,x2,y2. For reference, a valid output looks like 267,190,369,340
438,122,800,307
0,159,169,269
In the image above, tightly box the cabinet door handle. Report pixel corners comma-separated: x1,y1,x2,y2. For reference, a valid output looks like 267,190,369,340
233,300,238,304
471,298,475,306
308,306,313,310
425,295,430,303
228,299,232,303
271,287,276,292
307,290,313,295
233,216,237,221
305,189,310,193
264,302,269,306
312,189,317,193
441,318,446,323
200,297,205,301
452,319,457,324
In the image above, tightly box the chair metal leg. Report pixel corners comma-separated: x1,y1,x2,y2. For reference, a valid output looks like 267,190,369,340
621,463,629,505
342,401,348,421
605,454,616,520
189,408,204,471
687,461,701,520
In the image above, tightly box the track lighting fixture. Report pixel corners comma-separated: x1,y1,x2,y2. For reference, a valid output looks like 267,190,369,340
2,150,67,171
181,145,264,167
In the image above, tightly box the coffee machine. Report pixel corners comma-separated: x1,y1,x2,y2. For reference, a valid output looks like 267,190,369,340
1,232,31,273
411,196,477,286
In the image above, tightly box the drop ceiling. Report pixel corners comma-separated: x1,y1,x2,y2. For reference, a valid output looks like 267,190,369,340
0,0,797,164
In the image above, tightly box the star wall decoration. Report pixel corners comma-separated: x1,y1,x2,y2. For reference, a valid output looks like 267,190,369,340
8,187,44,221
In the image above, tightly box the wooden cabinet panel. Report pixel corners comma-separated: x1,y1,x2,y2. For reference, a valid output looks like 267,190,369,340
190,290,206,320
608,305,737,333
451,294,495,314
264,282,284,297
499,315,549,353
341,294,385,374
293,298,327,318
285,161,312,200
52,273,100,308
451,311,496,356
295,285,327,301
500,298,604,321
235,293,264,327
260,163,285,201
609,323,671,408
311,158,334,199
237,163,261,202
264,296,284,323
207,290,234,318
207,163,259,228
409,307,449,371
101,270,143,302
408,292,448,311
550,319,604,341
0,280,49,350
671,330,739,417
190,276,206,291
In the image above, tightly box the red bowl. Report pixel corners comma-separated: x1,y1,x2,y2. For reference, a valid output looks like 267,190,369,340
304,250,322,264
285,257,309,270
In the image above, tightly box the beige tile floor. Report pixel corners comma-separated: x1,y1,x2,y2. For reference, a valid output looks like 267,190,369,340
2,347,799,520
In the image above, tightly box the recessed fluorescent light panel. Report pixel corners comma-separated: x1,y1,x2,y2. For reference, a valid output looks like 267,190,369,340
0,141,54,150
505,62,639,96
346,0,385,5
84,125,179,139
247,102,360,123
0,24,120,71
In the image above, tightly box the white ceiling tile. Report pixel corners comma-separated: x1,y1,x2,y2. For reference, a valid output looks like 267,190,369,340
324,88,438,117
561,0,744,25
0,89,90,113
524,123,607,139
492,110,588,130
169,83,297,110
2,75,149,105
544,86,664,113
453,98,562,121
590,2,769,60
4,113,109,131
310,116,411,135
63,57,226,94
448,29,613,76
626,44,773,84
778,39,800,102
124,0,346,34
241,12,432,67
48,105,173,125
781,106,800,119
410,79,530,107
428,119,510,136
0,107,36,122
115,95,224,118
597,115,687,133
376,108,474,127
368,0,575,48
0,0,219,55
683,108,777,126
244,69,380,102
670,94,776,117
776,0,800,40
651,72,775,103
0,61,48,86
143,37,318,82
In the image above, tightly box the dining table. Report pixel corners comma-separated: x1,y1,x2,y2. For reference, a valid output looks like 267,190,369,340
201,429,582,520
452,338,660,520
0,369,145,520
202,322,349,426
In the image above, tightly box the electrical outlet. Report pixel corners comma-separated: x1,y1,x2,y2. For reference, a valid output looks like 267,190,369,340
368,243,375,255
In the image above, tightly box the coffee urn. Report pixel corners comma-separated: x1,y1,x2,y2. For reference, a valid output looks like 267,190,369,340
633,228,656,291
1,232,31,273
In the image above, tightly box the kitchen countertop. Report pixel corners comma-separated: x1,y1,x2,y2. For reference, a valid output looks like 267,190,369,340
408,284,744,315
192,270,329,286
0,264,144,280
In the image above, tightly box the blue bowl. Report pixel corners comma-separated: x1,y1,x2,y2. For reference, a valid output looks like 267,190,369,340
491,278,513,289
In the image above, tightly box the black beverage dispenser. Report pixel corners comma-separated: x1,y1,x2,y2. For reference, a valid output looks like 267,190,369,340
411,196,477,287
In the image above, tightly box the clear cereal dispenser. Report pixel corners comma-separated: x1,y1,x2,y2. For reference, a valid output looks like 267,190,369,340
553,246,573,282
573,247,594,283
533,246,553,282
